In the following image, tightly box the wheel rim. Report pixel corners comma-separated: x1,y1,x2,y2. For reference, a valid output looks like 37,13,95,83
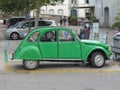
94,54,104,66
11,33,18,40
25,61,38,69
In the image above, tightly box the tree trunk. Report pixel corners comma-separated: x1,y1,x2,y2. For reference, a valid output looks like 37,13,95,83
35,1,41,28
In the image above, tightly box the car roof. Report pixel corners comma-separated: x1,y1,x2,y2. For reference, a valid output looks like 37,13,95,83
33,26,71,33
10,16,26,18
25,26,74,40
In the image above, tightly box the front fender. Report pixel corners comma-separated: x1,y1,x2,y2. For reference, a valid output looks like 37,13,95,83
82,46,110,60
13,46,41,60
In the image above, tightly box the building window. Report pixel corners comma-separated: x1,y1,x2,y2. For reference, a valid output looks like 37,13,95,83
40,10,45,14
49,9,54,15
58,9,63,16
57,0,63,4
71,0,77,4
86,0,89,4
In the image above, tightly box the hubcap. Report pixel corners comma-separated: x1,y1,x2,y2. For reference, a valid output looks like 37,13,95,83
25,61,38,69
11,33,18,40
94,54,104,66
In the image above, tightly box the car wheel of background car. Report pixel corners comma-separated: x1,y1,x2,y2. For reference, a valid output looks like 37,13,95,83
10,32,19,40
45,31,54,39
23,60,39,70
91,52,105,68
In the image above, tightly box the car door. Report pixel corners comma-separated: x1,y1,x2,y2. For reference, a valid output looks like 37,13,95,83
58,30,81,60
39,30,58,59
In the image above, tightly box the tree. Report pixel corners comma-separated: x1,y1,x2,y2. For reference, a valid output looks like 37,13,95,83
0,0,27,18
112,13,120,31
0,0,64,28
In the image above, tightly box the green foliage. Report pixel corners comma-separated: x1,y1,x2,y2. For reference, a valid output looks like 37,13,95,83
89,15,97,21
112,13,120,31
0,0,26,16
0,0,65,18
69,16,77,20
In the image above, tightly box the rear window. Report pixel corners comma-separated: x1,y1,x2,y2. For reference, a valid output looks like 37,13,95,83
6,17,25,26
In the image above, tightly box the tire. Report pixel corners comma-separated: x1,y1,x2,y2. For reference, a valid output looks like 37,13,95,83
23,60,39,70
10,32,19,40
91,52,105,68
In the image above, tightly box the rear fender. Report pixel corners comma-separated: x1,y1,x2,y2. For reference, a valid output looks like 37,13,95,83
14,46,41,60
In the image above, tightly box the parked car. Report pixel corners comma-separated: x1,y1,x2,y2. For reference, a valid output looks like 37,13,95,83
12,26,110,70
4,20,57,40
6,16,26,28
111,32,120,57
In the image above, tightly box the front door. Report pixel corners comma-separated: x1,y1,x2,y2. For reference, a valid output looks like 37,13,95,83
58,30,81,59
40,30,57,59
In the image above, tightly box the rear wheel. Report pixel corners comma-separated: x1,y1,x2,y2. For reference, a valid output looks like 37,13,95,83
23,60,39,70
91,52,105,68
10,32,19,40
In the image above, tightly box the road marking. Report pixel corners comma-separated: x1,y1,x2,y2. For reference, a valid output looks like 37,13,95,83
5,63,120,74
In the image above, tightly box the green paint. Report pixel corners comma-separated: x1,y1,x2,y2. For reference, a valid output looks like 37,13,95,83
13,26,110,61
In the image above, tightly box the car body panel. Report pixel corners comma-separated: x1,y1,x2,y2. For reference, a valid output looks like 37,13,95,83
111,32,120,56
13,41,41,60
58,41,81,59
80,40,110,60
12,26,110,61
39,42,58,58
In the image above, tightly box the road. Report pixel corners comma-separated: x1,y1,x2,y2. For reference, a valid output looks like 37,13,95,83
0,73,120,90
0,25,120,90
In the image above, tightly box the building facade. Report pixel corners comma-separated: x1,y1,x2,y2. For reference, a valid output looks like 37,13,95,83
30,0,120,27
31,0,89,18
89,0,120,27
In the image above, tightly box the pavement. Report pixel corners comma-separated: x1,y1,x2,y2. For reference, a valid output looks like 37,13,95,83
0,25,120,74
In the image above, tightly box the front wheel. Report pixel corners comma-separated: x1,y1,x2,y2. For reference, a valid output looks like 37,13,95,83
23,60,39,70
91,52,105,68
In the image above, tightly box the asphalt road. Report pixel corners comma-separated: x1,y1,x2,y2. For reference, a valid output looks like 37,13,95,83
0,73,120,90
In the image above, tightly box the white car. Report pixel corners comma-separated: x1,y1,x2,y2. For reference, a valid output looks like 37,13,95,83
111,32,120,57
4,20,57,40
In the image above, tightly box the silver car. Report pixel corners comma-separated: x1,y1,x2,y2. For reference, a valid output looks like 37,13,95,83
4,20,57,40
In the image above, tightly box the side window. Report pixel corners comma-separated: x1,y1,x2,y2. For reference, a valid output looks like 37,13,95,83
40,31,56,42
39,21,45,26
59,30,74,41
22,22,34,28
45,21,52,26
27,32,40,42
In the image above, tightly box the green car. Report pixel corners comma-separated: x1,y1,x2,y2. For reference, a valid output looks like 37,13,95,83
12,26,110,70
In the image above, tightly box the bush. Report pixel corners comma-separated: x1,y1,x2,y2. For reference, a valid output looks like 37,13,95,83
69,16,77,20
112,13,120,31
69,16,78,26
88,15,97,22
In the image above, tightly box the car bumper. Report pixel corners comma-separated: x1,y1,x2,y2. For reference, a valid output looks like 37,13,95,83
111,45,120,54
4,32,10,38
